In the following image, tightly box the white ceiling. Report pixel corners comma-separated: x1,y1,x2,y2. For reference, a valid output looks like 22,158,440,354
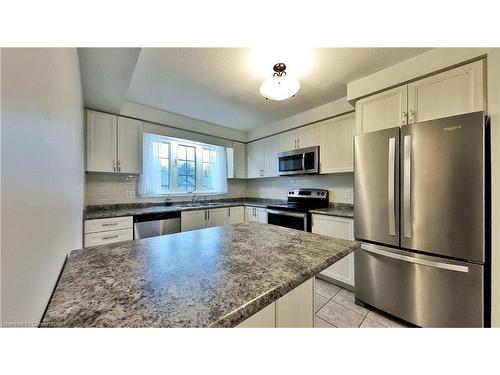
79,48,430,131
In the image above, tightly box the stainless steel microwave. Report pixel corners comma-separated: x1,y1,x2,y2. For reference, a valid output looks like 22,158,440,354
277,146,319,176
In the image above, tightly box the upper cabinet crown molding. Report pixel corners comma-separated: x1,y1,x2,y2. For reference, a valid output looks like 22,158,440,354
86,110,143,174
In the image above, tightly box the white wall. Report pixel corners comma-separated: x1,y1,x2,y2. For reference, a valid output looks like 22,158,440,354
487,48,500,327
247,173,353,204
121,101,247,143
248,97,353,141
1,48,84,326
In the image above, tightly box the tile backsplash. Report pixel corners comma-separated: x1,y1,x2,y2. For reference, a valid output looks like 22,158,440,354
85,172,353,206
85,173,248,205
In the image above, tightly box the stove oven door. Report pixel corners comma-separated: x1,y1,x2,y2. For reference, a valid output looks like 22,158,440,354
266,209,307,231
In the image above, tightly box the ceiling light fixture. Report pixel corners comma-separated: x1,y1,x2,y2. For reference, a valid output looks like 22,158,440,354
259,63,300,101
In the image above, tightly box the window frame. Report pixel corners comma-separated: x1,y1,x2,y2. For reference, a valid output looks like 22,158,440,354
142,133,224,197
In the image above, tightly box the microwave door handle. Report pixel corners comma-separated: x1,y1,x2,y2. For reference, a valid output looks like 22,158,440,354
302,153,305,171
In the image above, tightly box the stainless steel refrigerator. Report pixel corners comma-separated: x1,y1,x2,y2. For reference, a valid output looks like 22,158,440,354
354,111,489,327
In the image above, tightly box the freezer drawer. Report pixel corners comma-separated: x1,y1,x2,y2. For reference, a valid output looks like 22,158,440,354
355,243,484,327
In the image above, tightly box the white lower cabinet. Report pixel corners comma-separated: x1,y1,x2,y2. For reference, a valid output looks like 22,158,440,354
245,206,268,223
206,207,228,228
236,278,313,328
181,210,207,232
84,216,133,247
236,303,276,328
276,278,314,328
312,214,355,288
227,206,245,224
181,208,229,232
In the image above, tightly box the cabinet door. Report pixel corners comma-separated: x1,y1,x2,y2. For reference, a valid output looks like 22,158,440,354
117,117,143,174
236,302,276,328
312,215,355,287
246,140,263,178
279,129,298,152
355,85,408,135
245,207,257,222
181,210,207,232
319,113,355,173
256,208,268,224
276,278,313,327
226,147,235,178
206,208,228,228
297,123,319,149
86,110,117,172
233,142,247,178
407,60,484,124
262,135,279,177
228,206,245,224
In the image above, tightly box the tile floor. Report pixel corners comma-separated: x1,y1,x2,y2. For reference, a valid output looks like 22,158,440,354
314,277,409,328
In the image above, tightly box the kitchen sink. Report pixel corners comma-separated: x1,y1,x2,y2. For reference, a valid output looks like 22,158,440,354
175,202,223,208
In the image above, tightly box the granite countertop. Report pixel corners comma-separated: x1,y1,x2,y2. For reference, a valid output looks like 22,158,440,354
84,199,353,220
309,203,354,218
41,222,359,328
84,199,279,220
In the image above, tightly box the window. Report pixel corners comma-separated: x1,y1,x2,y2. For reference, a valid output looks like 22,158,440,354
139,133,228,196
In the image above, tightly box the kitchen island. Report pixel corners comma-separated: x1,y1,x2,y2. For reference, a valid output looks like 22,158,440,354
41,222,359,327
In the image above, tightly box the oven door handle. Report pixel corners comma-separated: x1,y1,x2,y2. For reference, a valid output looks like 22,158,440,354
266,209,307,218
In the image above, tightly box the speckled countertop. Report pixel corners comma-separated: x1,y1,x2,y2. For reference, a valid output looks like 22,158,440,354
41,222,359,328
84,199,283,220
309,203,354,218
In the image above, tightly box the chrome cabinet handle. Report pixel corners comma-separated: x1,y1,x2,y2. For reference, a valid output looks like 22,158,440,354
102,222,118,227
402,111,407,125
102,235,119,240
112,160,117,172
361,243,469,273
409,110,415,124
388,137,396,236
117,160,121,172
403,135,412,238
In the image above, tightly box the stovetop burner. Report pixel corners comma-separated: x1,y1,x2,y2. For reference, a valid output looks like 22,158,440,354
267,188,329,212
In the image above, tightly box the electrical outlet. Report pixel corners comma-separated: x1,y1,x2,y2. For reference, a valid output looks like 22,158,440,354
345,191,352,201
127,190,136,199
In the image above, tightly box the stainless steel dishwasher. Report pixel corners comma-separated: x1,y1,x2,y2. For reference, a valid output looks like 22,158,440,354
133,211,181,239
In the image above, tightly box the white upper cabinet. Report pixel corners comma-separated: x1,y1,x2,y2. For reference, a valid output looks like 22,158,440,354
247,136,278,178
117,117,143,174
232,142,247,179
86,110,117,173
355,60,485,135
246,140,263,178
279,129,297,152
86,110,143,174
262,135,279,177
319,113,355,174
407,60,484,124
279,124,320,152
355,85,408,134
297,123,320,149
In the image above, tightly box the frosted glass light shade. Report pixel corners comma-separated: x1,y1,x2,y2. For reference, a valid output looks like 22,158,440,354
259,75,300,101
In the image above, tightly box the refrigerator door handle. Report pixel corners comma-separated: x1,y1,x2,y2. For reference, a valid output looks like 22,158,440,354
361,244,469,273
403,134,412,238
388,137,396,236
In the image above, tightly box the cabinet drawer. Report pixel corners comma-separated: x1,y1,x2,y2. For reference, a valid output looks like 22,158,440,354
84,216,133,233
84,228,133,247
